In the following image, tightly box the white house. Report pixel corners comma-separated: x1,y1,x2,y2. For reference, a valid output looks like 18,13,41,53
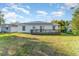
67,23,72,32
0,21,60,34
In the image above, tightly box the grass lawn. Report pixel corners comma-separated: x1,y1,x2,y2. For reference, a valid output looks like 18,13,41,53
0,33,79,56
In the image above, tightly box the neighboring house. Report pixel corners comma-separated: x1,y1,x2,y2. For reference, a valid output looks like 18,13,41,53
67,23,72,32
0,21,60,34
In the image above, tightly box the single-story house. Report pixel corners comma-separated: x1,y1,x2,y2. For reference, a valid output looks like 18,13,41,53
0,21,60,34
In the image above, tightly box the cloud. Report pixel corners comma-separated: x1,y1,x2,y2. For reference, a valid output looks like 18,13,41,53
36,10,48,16
51,11,64,17
11,5,30,15
15,7,30,15
1,7,9,14
4,4,30,15
4,12,16,19
2,7,24,23
65,3,78,7
64,3,78,9
5,12,24,23
2,7,24,19
26,5,31,9
4,12,17,23
5,12,24,19
1,4,31,23
60,6,65,10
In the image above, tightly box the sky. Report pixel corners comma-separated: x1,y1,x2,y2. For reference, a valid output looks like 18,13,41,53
0,3,78,24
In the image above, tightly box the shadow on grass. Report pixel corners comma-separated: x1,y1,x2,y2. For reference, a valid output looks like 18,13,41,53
0,36,68,56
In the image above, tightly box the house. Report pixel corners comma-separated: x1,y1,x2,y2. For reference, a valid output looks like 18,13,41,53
67,23,72,32
0,21,60,34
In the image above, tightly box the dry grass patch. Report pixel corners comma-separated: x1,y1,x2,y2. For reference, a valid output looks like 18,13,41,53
0,33,79,55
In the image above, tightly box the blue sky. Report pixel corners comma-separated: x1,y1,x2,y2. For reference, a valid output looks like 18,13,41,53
0,3,78,23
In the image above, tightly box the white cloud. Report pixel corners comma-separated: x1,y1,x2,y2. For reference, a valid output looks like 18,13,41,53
64,3,78,9
4,12,24,19
1,8,14,19
2,8,24,23
26,5,31,9
5,12,23,18
4,4,30,15
36,10,48,16
2,8,8,12
1,7,9,14
16,7,30,14
1,4,29,23
60,6,65,10
51,11,64,17
6,12,24,23
4,12,16,18
4,12,17,23
11,5,30,15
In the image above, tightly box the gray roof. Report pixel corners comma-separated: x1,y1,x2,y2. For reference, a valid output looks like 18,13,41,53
0,21,59,26
19,21,59,26
20,21,53,25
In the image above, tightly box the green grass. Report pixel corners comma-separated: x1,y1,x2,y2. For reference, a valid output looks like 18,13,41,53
0,33,79,56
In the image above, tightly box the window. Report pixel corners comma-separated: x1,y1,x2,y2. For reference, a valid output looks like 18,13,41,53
33,26,35,29
40,26,43,32
53,25,55,30
6,27,8,30
22,26,25,31
40,26,42,29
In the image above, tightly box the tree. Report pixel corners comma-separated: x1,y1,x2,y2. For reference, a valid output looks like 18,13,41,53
0,11,5,25
72,6,79,35
51,20,70,33
51,20,60,24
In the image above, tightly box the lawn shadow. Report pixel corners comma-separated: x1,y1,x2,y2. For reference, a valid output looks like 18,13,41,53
0,35,68,56
14,36,68,56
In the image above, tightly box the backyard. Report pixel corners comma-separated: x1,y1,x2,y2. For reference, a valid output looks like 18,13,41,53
0,33,79,56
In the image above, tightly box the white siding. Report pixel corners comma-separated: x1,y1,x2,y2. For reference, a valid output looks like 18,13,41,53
10,26,18,32
55,25,59,29
1,25,10,32
0,26,1,32
18,25,36,33
0,23,59,33
17,24,59,33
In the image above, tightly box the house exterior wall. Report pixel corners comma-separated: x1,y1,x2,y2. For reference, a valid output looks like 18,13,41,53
55,25,59,29
18,25,43,33
1,25,10,32
17,24,59,33
67,24,72,32
10,26,18,32
0,23,60,33
0,26,1,32
0,25,18,32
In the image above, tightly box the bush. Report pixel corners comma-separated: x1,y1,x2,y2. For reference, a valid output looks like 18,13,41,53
72,30,79,35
